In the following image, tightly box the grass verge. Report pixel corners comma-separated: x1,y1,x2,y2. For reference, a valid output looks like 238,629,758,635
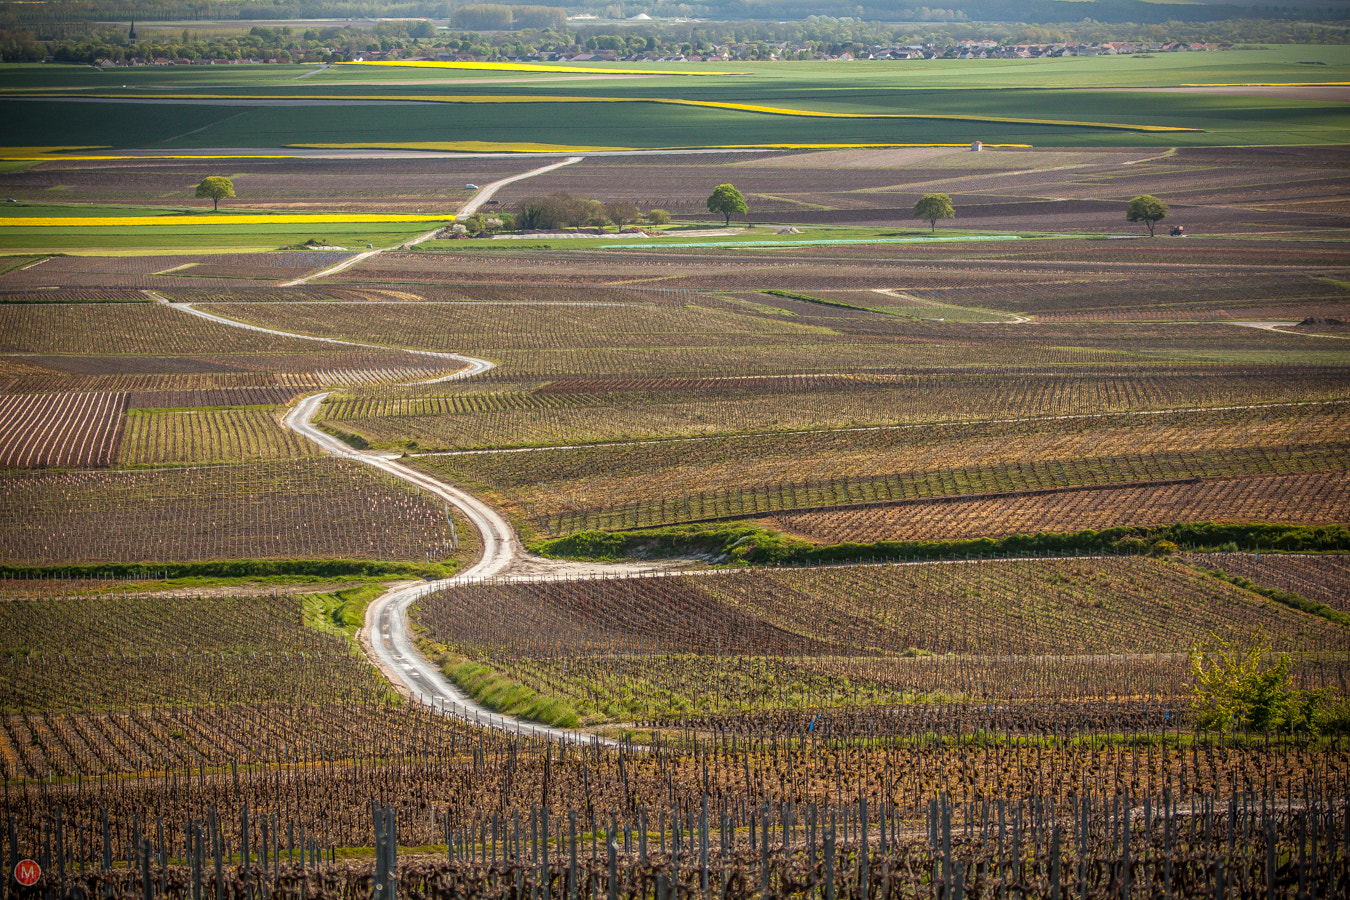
447,659,580,728
531,522,1350,569
302,583,388,641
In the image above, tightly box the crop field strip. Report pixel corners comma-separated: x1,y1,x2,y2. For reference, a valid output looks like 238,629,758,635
531,446,1350,537
192,300,1349,383
0,369,319,396
0,592,388,714
0,340,465,469
1184,552,1350,614
0,590,503,779
9,348,457,381
414,557,1349,727
305,268,1350,337
414,402,1350,535
0,155,524,201
0,390,126,468
768,471,1350,544
0,458,460,565
197,298,828,356
115,406,317,466
0,302,338,355
325,369,1350,450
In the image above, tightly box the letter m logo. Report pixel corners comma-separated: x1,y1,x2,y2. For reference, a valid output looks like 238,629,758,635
14,859,40,886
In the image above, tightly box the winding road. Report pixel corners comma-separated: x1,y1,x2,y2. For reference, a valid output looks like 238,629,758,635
158,155,638,742
280,156,582,287
161,299,624,742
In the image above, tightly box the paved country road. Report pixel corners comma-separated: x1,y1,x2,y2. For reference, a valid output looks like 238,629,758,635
159,297,633,743
280,156,582,286
285,393,630,745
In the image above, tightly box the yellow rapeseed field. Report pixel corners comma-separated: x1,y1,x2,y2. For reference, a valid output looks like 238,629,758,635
1179,81,1350,86
339,60,738,76
1,214,454,227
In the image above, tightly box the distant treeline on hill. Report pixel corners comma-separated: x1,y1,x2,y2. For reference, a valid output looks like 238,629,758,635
2,0,1348,26
451,4,565,31
5,15,1348,65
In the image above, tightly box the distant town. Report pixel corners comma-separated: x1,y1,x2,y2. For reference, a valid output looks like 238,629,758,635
90,38,1232,67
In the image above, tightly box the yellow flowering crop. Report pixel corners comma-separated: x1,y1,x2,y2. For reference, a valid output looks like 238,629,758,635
340,60,742,76
1178,81,1350,87
1,214,454,227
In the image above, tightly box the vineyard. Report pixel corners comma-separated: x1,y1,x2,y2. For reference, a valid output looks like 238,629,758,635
1,573,1347,891
0,459,462,565
0,390,127,468
768,471,1350,544
3,787,1348,899
1,142,1347,899
413,402,1350,537
320,368,1350,450
116,407,319,466
0,303,325,356
411,559,1349,726
1186,552,1350,614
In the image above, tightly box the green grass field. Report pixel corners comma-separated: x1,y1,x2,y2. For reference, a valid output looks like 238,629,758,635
2,46,1348,151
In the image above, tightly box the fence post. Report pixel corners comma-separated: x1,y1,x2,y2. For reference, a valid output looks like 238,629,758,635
700,796,709,899
824,811,836,900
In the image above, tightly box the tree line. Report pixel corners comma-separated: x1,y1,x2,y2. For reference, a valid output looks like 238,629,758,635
515,192,670,233
3,12,1348,64
4,0,1349,28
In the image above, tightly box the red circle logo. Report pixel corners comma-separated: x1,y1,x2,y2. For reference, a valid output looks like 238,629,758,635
14,860,40,886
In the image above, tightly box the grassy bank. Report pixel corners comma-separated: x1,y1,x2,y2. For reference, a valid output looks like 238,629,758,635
532,521,1350,566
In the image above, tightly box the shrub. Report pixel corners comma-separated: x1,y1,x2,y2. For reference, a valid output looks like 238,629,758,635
1189,629,1327,733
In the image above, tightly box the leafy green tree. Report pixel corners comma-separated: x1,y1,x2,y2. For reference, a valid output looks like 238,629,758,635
581,199,609,229
645,209,672,226
1127,194,1168,236
706,183,748,227
913,192,955,232
463,212,488,236
1189,628,1325,733
604,200,642,232
194,176,235,212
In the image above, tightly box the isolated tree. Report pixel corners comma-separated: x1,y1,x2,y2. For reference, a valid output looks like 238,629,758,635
1127,194,1168,236
913,192,955,232
195,176,235,211
605,200,642,232
706,183,748,227
1189,628,1325,733
645,208,672,226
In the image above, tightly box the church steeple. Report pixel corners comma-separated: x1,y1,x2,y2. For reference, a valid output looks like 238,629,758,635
128,21,137,41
